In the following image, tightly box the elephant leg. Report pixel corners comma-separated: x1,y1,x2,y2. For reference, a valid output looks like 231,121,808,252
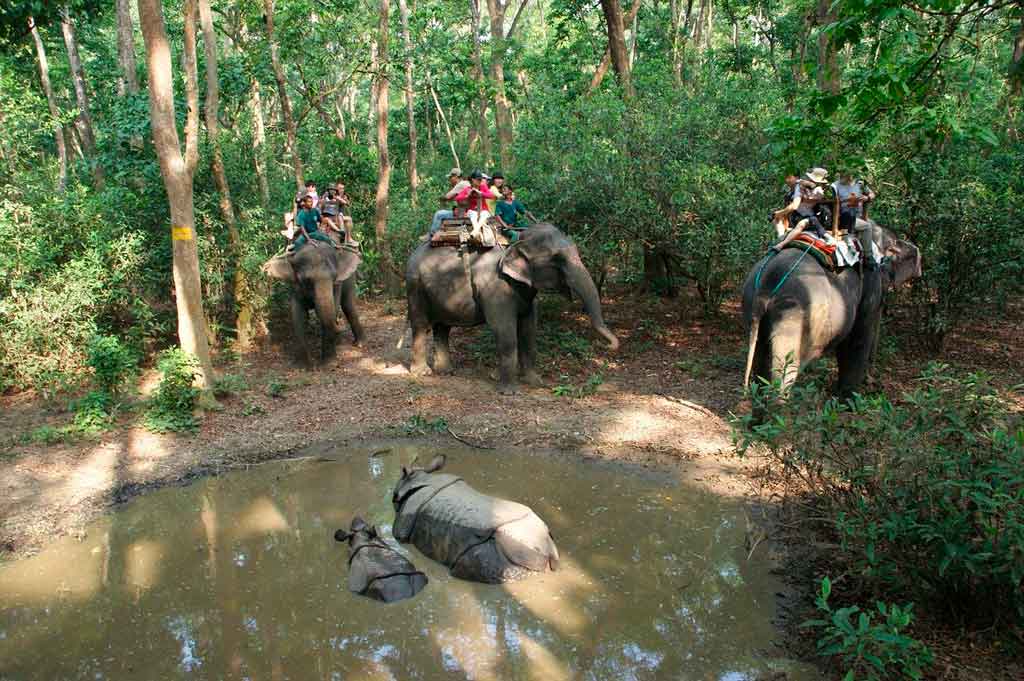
768,317,803,395
290,295,312,367
517,301,542,386
407,290,432,376
483,304,519,394
837,284,883,397
339,278,366,346
432,324,455,375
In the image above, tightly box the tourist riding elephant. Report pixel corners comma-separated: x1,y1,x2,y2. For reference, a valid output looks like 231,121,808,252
391,454,560,584
742,223,921,398
263,243,366,365
405,223,619,394
334,517,428,603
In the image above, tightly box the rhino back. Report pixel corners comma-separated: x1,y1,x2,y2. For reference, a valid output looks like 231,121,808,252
347,544,426,602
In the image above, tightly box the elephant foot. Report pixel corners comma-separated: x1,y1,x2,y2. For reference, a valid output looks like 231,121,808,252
433,361,455,376
496,382,519,396
409,363,433,377
520,369,543,387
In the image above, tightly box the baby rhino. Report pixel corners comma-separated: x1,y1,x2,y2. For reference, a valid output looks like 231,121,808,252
334,517,428,603
391,455,559,583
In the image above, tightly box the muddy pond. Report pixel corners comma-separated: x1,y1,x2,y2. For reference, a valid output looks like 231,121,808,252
0,444,817,680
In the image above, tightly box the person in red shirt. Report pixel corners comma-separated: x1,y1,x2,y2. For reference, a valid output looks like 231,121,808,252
455,170,496,239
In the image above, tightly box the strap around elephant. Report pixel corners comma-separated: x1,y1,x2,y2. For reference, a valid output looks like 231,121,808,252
755,241,815,295
460,247,480,304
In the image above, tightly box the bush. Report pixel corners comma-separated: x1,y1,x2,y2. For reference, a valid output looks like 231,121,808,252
85,335,137,395
735,363,1024,622
804,577,933,681
144,349,200,433
70,390,115,434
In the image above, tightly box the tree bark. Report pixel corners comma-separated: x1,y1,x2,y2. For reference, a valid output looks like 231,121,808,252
397,0,419,203
198,0,252,351
29,17,68,192
263,0,304,191
485,0,518,171
598,0,635,98
814,0,839,94
1010,14,1024,99
250,81,271,211
589,0,642,94
374,0,399,294
115,0,139,95
60,7,104,188
468,0,491,162
428,75,461,170
137,0,217,392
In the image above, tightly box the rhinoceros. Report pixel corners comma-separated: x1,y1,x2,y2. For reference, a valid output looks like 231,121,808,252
391,454,560,583
334,517,428,603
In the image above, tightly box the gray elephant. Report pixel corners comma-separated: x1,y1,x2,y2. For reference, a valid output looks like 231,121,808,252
405,223,619,393
742,224,921,397
263,243,366,364
391,455,560,584
334,517,428,603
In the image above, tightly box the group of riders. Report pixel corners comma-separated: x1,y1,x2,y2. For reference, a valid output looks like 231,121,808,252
771,166,878,256
281,168,535,253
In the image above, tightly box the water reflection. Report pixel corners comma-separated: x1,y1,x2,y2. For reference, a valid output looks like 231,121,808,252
0,446,817,680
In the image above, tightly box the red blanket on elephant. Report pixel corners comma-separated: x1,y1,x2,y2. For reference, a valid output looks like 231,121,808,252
784,233,838,270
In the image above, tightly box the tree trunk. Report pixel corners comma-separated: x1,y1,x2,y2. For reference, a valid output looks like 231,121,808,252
429,75,461,170
1010,14,1024,99
374,0,399,295
486,0,515,171
598,0,635,98
198,0,252,351
469,0,491,162
397,0,419,203
250,81,271,211
138,0,217,392
60,7,104,188
815,0,839,94
263,0,304,191
29,17,68,192
590,0,642,94
115,0,140,95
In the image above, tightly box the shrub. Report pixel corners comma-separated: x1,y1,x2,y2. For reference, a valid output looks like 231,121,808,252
734,363,1024,622
803,577,933,681
85,335,137,395
144,349,199,433
71,390,115,434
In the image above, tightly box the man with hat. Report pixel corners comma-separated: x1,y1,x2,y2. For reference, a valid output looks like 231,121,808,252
429,168,472,234
771,167,829,252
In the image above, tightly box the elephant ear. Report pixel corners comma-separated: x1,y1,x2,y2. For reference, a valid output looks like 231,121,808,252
884,239,921,288
498,243,532,287
335,250,361,283
263,254,294,281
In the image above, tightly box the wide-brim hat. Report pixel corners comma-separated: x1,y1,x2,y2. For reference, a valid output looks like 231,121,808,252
805,167,829,183
448,167,462,177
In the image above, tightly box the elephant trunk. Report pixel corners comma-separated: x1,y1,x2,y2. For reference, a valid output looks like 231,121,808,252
565,256,619,350
313,279,341,335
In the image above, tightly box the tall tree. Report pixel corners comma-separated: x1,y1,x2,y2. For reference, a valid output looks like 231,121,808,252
263,0,304,191
599,0,635,98
59,7,104,187
250,81,271,210
590,0,643,93
137,0,216,391
814,0,839,94
468,0,492,162
115,0,139,95
198,0,253,350
485,0,529,171
374,0,398,293
397,0,419,203
29,16,68,191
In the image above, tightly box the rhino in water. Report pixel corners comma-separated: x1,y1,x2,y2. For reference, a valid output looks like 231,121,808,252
391,454,560,583
334,517,428,603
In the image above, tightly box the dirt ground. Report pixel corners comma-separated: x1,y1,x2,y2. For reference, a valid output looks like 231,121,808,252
1,290,1022,679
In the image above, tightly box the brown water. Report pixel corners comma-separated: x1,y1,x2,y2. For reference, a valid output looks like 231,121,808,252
0,445,817,681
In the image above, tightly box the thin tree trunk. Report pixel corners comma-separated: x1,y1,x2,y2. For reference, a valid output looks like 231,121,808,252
486,0,517,171
374,0,399,294
199,0,252,351
250,81,270,211
397,0,419,203
116,0,139,95
590,0,641,94
628,3,639,68
138,0,216,392
429,76,460,169
1009,14,1024,99
29,17,68,192
598,0,635,98
60,7,104,188
815,0,839,94
263,0,304,191
469,0,491,162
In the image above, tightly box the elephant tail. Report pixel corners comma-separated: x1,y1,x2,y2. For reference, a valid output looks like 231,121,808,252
743,295,769,390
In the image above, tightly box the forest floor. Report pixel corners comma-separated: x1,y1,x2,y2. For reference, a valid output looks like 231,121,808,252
1,290,1022,679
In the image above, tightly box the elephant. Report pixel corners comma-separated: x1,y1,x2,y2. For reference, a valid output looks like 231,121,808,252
405,222,619,394
263,242,366,365
334,517,428,603
391,454,560,584
741,223,921,398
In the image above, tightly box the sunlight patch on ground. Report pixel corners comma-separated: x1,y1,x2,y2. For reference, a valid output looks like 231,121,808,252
65,443,121,505
503,556,599,637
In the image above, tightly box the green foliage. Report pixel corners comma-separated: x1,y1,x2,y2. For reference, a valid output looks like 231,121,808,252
552,369,605,399
85,335,137,395
144,349,199,433
213,373,249,398
22,425,72,446
538,328,593,360
266,378,288,399
400,414,449,435
70,390,115,434
803,577,933,681
735,364,1024,622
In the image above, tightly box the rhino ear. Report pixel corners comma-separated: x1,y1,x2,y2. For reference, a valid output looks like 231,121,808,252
367,525,379,539
351,516,368,532
263,255,294,281
334,529,353,543
400,466,409,478
425,454,446,473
